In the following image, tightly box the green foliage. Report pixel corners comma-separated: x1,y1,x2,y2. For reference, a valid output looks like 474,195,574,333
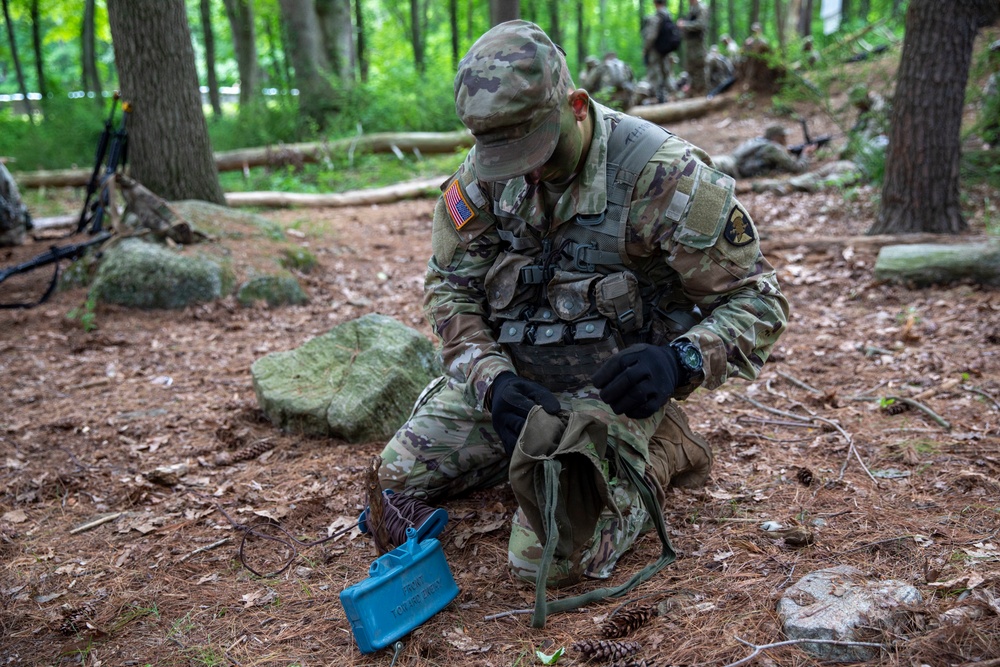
66,292,98,332
236,273,309,308
206,98,304,151
0,97,107,171
279,246,318,273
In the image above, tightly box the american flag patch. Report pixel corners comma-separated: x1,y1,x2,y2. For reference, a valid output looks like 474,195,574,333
444,180,475,229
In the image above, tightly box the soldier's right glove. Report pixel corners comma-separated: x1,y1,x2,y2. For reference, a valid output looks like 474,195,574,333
489,372,561,456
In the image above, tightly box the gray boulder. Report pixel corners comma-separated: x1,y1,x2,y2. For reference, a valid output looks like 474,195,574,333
237,273,309,307
251,314,441,442
777,564,922,662
0,161,30,247
90,238,231,309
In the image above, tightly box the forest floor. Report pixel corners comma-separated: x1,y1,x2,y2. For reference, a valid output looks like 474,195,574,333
2,73,1000,667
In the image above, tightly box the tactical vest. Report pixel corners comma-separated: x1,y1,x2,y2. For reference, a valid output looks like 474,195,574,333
483,115,700,391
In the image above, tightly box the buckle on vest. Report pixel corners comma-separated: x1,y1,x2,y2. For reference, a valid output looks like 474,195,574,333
573,243,597,272
576,211,606,226
520,265,551,284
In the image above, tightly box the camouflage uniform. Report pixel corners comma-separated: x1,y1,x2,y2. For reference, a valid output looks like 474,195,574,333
724,134,811,179
642,7,677,102
680,0,710,95
706,45,734,92
379,21,788,588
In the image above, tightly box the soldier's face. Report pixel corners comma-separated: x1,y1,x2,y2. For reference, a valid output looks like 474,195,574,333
525,104,585,186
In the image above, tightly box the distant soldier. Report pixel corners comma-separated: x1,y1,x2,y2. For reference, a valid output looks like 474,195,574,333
642,0,681,102
677,0,709,95
739,22,782,93
720,34,740,61
714,125,814,179
0,159,31,247
802,36,820,68
580,55,603,92
706,45,734,92
589,52,637,110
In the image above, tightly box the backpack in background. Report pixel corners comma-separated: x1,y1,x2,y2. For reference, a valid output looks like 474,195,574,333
654,12,682,55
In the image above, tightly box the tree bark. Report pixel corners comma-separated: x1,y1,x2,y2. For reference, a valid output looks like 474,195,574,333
547,0,561,46
626,94,733,122
221,0,260,106
1,0,33,122
30,0,45,100
449,0,460,70
278,0,342,126
870,0,1000,235
410,0,425,74
107,0,225,204
315,0,355,86
199,0,223,117
225,177,444,208
356,0,368,83
491,0,520,26
82,0,102,105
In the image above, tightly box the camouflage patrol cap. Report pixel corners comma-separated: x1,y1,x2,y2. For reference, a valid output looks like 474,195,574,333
454,20,572,181
764,124,787,141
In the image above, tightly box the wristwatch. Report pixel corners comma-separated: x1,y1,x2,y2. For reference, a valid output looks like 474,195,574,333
670,339,704,387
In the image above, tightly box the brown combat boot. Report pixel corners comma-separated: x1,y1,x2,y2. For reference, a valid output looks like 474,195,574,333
644,401,714,505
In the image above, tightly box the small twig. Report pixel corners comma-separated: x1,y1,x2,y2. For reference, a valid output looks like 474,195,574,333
735,416,821,429
964,384,1000,411
884,395,951,430
179,537,231,562
775,370,824,395
736,395,815,422
483,608,533,621
69,512,123,535
722,636,885,667
841,535,915,554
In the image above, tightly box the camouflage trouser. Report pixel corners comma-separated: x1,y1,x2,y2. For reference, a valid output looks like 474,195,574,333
685,41,707,94
378,375,710,587
645,53,674,102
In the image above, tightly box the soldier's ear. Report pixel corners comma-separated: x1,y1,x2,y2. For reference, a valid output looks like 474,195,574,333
569,90,589,120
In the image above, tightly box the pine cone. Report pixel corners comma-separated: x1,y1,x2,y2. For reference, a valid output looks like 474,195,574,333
572,639,641,661
230,439,275,463
608,661,657,667
796,467,813,487
60,600,99,635
601,606,655,639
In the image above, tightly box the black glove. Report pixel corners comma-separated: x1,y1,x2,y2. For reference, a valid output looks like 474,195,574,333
592,343,680,419
489,372,561,456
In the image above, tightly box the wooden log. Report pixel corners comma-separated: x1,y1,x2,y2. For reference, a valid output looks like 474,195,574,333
224,176,446,208
626,94,733,124
14,131,475,189
873,240,1000,287
763,233,990,253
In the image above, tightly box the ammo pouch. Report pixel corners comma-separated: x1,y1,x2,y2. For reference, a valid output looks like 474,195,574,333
509,406,676,628
507,338,620,392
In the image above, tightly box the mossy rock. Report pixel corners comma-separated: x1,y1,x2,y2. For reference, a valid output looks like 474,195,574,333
279,246,318,273
237,273,309,307
90,238,231,309
173,200,284,240
251,313,442,442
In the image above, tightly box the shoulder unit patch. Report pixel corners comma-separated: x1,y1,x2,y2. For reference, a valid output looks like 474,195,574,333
443,180,476,230
723,205,755,247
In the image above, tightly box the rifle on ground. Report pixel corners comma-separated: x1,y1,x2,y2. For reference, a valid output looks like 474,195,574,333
789,118,833,157
0,232,112,309
77,93,131,235
706,75,736,100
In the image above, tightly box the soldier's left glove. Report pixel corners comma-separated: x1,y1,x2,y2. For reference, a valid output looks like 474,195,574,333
592,343,680,419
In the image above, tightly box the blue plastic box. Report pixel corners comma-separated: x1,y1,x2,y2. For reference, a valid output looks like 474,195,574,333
340,528,459,653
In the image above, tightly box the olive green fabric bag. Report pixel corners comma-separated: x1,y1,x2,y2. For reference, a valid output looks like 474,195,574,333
509,405,676,628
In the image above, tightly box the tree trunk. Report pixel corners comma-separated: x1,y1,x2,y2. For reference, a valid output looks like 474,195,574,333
199,0,223,117
221,0,260,106
750,0,760,28
871,0,999,235
774,0,786,49
1,0,33,122
225,177,444,208
449,0,460,70
410,0,425,74
30,0,45,100
547,0,561,46
627,94,733,122
798,0,813,38
315,0,355,86
874,241,1000,287
356,0,368,83
82,0,102,105
491,0,520,25
278,0,341,126
106,0,225,204
576,0,586,73
727,0,735,39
